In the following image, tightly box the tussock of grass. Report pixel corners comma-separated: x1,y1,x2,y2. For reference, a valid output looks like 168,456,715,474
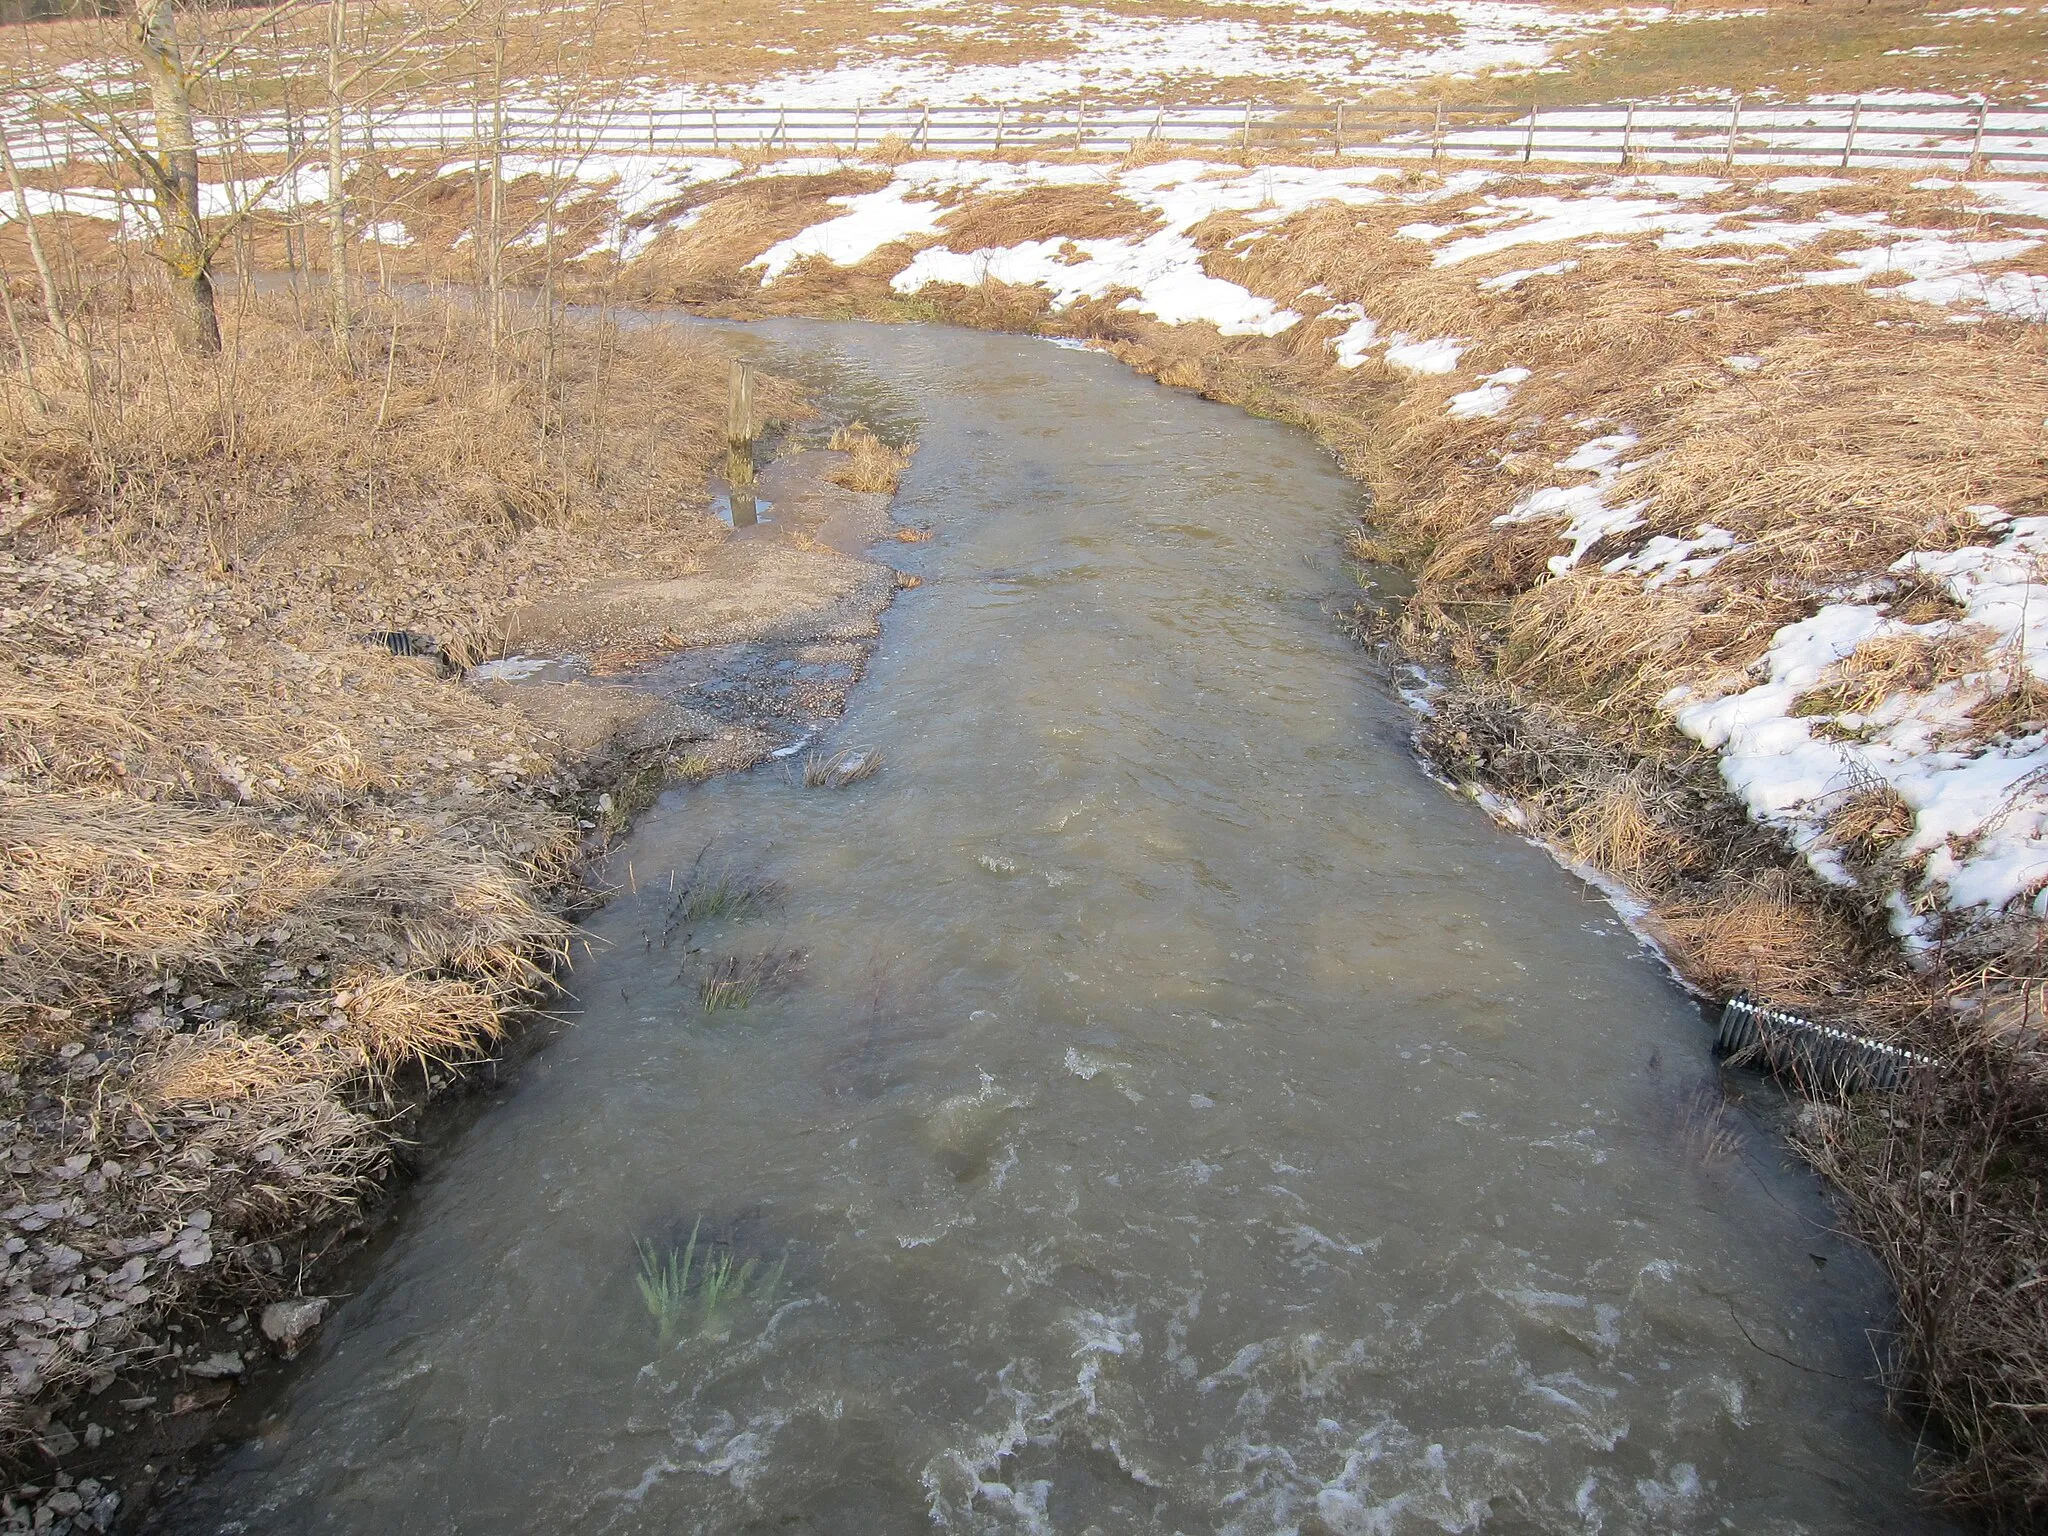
1797,630,1994,721
802,745,883,788
698,948,807,1012
636,1218,787,1347
1657,870,1863,1008
827,423,916,495
937,186,1162,248
661,851,786,945
1826,781,1917,865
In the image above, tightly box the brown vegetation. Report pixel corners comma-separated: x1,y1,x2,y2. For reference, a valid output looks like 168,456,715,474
937,186,1161,248
826,423,913,495
618,170,890,307
0,283,774,1460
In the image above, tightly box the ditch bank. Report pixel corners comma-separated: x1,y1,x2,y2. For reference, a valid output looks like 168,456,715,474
0,294,919,1531
155,313,1946,1536
303,148,2048,1519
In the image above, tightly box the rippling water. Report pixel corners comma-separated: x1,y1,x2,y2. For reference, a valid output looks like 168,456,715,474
164,319,1946,1535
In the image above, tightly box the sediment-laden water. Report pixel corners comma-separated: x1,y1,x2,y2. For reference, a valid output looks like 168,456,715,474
165,320,1947,1534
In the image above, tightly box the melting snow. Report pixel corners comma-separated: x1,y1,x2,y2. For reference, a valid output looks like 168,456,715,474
1447,365,1531,417
1494,433,1648,576
885,158,1400,334
1674,519,2048,931
1382,334,1467,374
1601,526,1742,588
752,181,946,280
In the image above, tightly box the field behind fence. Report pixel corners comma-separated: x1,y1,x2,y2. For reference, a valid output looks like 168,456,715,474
5,96,2048,177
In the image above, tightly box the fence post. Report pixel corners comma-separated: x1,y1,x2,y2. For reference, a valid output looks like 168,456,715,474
710,105,719,151
917,103,931,150
852,103,863,153
1969,98,1989,175
1620,100,1636,167
1724,95,1742,170
1074,105,1085,152
727,359,758,529
1332,101,1343,155
1840,97,1861,169
1522,102,1537,163
1150,103,1165,145
773,106,787,150
1241,99,1253,154
1430,101,1445,161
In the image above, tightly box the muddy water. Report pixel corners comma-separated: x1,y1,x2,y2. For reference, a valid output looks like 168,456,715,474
167,321,1944,1535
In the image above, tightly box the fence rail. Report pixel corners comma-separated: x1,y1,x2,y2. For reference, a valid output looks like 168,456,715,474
6,97,2047,175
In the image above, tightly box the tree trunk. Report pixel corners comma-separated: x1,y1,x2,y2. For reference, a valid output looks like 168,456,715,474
327,0,350,346
131,0,220,354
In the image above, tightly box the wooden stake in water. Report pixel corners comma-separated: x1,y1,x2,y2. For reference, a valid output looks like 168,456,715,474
727,359,758,528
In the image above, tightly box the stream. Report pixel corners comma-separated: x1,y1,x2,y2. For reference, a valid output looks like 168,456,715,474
164,319,1947,1534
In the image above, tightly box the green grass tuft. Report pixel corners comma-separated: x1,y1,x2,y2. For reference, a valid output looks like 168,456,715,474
636,1218,788,1346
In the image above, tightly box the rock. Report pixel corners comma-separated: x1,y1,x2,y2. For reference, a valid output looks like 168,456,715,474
39,1422,76,1457
259,1298,328,1355
182,1352,242,1379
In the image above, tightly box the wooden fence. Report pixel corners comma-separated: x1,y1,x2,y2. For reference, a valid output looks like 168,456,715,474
6,97,2047,174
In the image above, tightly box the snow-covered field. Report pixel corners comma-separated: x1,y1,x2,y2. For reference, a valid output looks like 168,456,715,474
629,0,1631,107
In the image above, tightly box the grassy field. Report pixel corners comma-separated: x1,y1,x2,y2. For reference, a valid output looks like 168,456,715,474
4,0,2046,117
1441,0,2048,107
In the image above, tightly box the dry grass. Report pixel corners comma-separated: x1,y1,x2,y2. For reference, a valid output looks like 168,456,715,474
802,745,882,788
0,278,766,1465
827,422,914,495
1657,870,1863,1007
1556,765,1697,891
1797,630,1996,720
1428,0,2048,108
618,171,890,307
1827,781,1918,865
936,186,1161,249
1800,1020,2048,1522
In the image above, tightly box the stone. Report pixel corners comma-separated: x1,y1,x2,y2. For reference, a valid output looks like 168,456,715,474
259,1297,328,1355
181,1352,242,1379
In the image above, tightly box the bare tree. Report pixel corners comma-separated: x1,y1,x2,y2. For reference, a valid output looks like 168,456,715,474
14,0,481,357
129,0,219,351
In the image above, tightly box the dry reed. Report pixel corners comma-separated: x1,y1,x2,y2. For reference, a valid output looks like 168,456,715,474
827,423,915,495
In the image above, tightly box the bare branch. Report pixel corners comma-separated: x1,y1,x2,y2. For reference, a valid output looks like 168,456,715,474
185,0,327,83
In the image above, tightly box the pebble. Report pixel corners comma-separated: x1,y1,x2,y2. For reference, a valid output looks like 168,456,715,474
182,1352,243,1380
